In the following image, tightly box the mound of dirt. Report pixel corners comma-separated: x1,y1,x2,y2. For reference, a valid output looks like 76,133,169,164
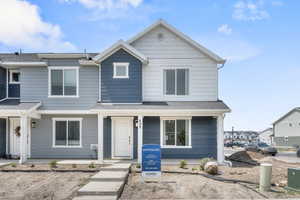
227,151,265,165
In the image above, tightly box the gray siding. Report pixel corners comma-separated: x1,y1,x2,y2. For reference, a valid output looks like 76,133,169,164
274,136,300,147
0,119,6,157
0,67,6,100
101,49,142,103
143,117,217,159
21,61,99,110
7,69,20,98
31,115,98,159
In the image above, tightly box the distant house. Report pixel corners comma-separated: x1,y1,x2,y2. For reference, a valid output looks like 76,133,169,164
259,128,273,145
273,107,300,147
224,131,259,144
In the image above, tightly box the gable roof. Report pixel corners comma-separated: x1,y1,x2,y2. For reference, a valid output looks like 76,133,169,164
272,107,300,125
93,40,148,64
127,19,226,64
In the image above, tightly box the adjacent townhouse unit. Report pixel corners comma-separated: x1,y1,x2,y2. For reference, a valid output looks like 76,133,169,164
0,20,230,164
259,128,273,145
273,107,300,147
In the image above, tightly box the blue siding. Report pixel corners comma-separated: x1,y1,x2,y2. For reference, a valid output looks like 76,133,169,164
143,117,217,159
7,69,20,98
0,67,6,100
101,49,142,103
0,119,6,157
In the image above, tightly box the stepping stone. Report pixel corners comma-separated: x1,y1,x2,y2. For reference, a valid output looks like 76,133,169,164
101,163,131,171
73,195,117,200
91,171,128,182
77,181,124,196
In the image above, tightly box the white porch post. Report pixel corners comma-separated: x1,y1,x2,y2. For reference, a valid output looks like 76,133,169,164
137,115,143,163
19,115,29,164
98,113,104,163
217,114,225,164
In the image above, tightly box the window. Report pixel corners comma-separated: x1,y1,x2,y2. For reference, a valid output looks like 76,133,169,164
161,118,191,148
49,67,79,97
9,70,20,84
113,63,129,78
163,68,189,95
53,118,82,148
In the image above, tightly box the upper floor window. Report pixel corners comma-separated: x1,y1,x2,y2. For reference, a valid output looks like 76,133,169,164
113,62,129,79
9,70,20,84
48,67,79,97
163,68,189,96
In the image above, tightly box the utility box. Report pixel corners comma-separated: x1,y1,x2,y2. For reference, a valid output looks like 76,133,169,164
287,168,300,191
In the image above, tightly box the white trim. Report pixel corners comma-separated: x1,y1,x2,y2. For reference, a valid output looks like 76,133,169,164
27,118,31,158
137,115,143,163
19,115,28,164
6,69,8,98
162,67,190,97
9,69,20,84
93,40,148,64
79,60,98,66
37,110,93,114
127,19,225,64
48,66,79,98
160,117,192,148
111,117,134,159
98,64,101,102
217,114,225,164
113,62,129,79
52,118,83,148
0,61,47,67
5,117,8,155
98,114,104,163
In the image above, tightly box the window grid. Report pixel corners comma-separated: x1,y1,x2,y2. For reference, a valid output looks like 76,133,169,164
164,68,189,96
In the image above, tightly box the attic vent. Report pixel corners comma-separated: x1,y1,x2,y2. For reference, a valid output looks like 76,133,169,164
157,32,164,41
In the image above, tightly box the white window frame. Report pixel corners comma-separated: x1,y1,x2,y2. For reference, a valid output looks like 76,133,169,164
9,69,20,84
48,66,79,98
162,67,190,97
160,117,192,148
52,118,82,148
113,62,129,79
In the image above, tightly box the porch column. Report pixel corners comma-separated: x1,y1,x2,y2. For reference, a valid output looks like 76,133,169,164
137,115,143,163
98,113,104,163
19,115,29,164
217,114,225,164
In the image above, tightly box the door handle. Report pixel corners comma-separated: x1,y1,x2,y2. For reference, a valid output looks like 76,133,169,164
129,136,131,145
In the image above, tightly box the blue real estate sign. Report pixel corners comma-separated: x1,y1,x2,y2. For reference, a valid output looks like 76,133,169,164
142,144,161,178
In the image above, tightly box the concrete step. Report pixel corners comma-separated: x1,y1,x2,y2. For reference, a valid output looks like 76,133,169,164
91,171,129,182
73,195,117,200
101,163,131,171
77,181,124,196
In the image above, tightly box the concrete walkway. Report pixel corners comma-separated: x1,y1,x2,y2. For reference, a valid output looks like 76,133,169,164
73,163,131,200
275,152,300,164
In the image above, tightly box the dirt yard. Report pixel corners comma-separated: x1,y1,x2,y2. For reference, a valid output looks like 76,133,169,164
0,164,97,200
121,152,300,199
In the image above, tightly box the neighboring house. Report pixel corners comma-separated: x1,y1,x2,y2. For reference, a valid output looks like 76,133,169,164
0,20,230,164
273,107,300,147
224,131,259,144
259,128,273,145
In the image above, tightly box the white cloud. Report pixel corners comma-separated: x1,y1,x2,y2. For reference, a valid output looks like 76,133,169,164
218,24,233,35
0,0,75,52
233,0,270,21
61,0,144,20
271,1,283,7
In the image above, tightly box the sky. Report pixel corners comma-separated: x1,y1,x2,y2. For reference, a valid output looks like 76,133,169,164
0,0,299,131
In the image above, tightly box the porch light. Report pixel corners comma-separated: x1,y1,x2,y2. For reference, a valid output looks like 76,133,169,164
31,121,37,128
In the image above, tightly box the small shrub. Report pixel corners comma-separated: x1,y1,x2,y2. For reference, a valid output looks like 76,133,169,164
136,163,141,168
30,164,35,168
49,160,57,168
72,164,77,168
88,162,95,168
192,167,198,171
11,163,16,168
179,160,187,169
199,158,213,170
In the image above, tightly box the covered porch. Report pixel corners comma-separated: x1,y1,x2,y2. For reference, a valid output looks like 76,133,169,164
0,99,41,164
92,101,230,164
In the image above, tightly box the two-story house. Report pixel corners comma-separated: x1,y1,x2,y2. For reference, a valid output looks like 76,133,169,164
0,20,230,164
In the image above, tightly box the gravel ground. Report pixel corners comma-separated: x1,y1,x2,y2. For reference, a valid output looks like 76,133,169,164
0,171,93,200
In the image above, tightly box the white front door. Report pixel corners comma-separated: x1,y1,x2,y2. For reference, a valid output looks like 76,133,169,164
10,118,20,157
112,117,133,159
